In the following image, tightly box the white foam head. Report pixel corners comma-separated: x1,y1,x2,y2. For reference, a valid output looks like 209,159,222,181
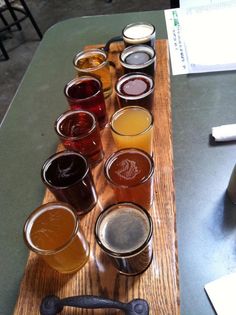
123,23,155,44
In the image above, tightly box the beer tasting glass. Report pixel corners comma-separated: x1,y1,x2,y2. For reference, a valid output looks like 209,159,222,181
55,110,104,166
120,45,156,77
95,202,153,275
73,48,112,98
64,76,107,129
23,202,90,273
110,106,154,155
104,148,154,209
115,72,154,111
41,151,97,215
122,22,156,48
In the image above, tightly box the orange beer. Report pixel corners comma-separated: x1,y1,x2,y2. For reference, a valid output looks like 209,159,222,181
104,148,154,209
23,202,89,273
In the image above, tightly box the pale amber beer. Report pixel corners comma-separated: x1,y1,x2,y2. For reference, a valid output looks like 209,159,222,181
23,202,90,273
73,48,112,98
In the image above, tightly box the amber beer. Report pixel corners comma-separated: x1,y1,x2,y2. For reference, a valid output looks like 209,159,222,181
73,48,112,98
55,110,104,166
23,202,90,273
104,148,154,209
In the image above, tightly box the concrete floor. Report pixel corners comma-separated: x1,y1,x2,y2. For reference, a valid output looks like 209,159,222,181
0,0,171,124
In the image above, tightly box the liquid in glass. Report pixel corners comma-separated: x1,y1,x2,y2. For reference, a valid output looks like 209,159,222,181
24,202,90,273
110,106,153,155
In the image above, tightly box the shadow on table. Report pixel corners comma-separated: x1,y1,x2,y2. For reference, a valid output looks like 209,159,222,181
208,134,236,147
223,192,236,230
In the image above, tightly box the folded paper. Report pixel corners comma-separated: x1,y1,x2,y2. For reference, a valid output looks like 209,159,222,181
212,124,236,142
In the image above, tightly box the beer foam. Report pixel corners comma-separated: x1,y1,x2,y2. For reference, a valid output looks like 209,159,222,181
99,206,150,253
26,204,76,252
123,24,154,44
115,159,141,180
122,78,148,96
116,73,153,99
43,152,87,188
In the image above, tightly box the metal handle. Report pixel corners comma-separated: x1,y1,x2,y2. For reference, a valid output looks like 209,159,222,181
103,35,123,52
40,294,149,315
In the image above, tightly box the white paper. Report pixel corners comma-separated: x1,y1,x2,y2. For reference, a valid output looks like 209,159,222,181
164,9,189,75
165,1,236,75
205,273,236,315
180,0,233,8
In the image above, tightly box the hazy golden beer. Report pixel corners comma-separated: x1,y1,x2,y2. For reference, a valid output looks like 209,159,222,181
73,48,112,98
110,106,154,155
23,202,90,273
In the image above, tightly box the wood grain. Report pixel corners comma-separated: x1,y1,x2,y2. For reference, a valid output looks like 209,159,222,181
13,40,180,315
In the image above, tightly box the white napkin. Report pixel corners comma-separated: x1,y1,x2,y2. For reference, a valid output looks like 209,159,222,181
212,124,236,142
205,272,236,315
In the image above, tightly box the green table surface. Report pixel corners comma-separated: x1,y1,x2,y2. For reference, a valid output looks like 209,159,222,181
1,9,236,315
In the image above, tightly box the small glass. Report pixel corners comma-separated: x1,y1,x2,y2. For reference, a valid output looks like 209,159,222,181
64,76,107,129
73,48,112,98
120,45,156,77
122,22,156,48
110,106,154,155
104,148,154,209
55,110,104,166
95,202,153,275
23,202,90,273
115,72,154,111
41,151,97,215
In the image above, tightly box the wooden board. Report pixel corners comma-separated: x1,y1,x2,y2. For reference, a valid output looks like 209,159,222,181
13,40,180,315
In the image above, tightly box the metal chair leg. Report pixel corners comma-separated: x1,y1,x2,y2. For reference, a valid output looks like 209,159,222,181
0,11,9,27
18,0,42,39
0,0,42,59
4,0,22,30
0,38,9,60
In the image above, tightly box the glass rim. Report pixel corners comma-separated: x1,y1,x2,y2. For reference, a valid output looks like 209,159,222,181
64,76,102,102
55,109,97,140
73,48,108,71
122,22,155,42
115,72,154,100
119,44,156,70
23,202,79,255
104,147,154,188
41,150,89,189
110,105,154,137
94,202,153,258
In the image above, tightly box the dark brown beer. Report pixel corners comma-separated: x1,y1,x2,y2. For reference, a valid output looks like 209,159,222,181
95,202,153,275
41,151,97,215
120,45,156,77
